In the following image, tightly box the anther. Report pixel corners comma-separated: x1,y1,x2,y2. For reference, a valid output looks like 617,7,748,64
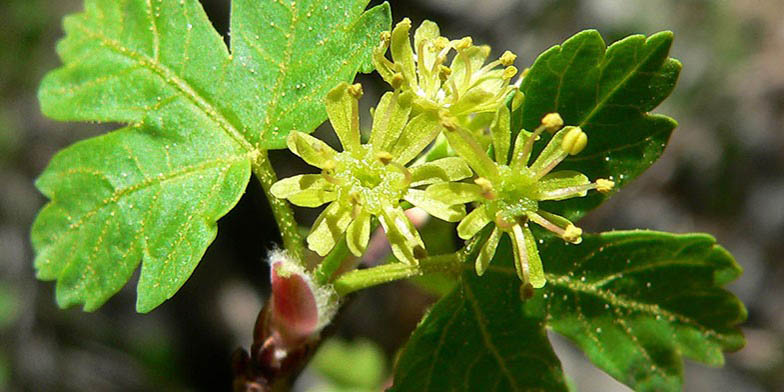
347,83,364,99
561,127,587,155
438,65,452,81
434,36,449,51
500,50,517,67
413,245,429,260
503,66,518,80
456,36,473,50
439,112,459,132
375,151,394,165
391,72,405,89
541,113,563,133
562,224,583,244
595,179,615,193
474,177,495,199
379,31,391,44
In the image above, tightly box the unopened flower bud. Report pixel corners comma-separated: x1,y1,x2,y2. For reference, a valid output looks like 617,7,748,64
267,250,338,348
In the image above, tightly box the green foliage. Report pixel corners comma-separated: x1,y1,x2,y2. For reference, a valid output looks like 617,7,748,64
393,30,745,392
394,231,745,391
33,0,390,312
518,30,682,221
391,249,569,392
535,231,746,390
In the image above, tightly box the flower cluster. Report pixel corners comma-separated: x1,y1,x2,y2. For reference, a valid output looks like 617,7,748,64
272,19,614,291
271,83,471,265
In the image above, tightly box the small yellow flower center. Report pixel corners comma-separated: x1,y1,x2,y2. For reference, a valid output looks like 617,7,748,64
485,165,540,229
332,146,409,215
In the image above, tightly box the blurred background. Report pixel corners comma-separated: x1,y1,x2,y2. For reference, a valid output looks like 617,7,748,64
1,0,782,390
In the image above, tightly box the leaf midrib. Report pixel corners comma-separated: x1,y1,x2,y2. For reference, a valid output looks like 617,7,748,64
578,35,667,129
72,21,257,154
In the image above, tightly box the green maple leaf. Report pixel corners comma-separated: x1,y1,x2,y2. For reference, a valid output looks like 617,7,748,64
534,231,746,390
33,0,390,312
393,231,745,391
517,30,681,221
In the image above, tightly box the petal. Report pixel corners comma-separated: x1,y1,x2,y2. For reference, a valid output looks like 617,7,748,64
511,224,545,288
450,88,496,116
425,182,483,206
529,126,578,179
449,44,490,87
390,18,417,89
475,227,501,276
379,206,426,265
442,122,499,181
345,211,371,257
288,189,337,208
404,189,466,222
390,111,443,165
537,170,591,201
325,83,361,153
270,174,332,199
369,91,412,152
287,131,338,169
510,129,534,168
457,205,491,240
490,106,511,164
409,157,473,187
413,20,441,92
307,203,353,256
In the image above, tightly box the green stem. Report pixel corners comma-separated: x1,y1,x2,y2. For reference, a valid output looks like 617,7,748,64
252,150,306,264
332,226,492,296
333,253,462,296
314,237,350,285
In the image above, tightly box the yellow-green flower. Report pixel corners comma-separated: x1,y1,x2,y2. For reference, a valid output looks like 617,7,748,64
373,18,519,124
271,83,472,265
426,111,614,287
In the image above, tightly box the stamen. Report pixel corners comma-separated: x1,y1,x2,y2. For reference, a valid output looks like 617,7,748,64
375,151,394,165
455,36,473,50
347,83,364,99
474,177,495,199
512,224,531,283
391,73,405,89
562,224,583,244
539,183,596,200
596,178,615,193
561,127,587,155
528,212,565,237
541,113,564,133
413,245,428,260
438,65,451,81
500,50,517,67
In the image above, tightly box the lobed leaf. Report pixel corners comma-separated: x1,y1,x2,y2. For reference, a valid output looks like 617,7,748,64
518,30,681,221
533,230,746,391
396,231,746,391
34,0,390,312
